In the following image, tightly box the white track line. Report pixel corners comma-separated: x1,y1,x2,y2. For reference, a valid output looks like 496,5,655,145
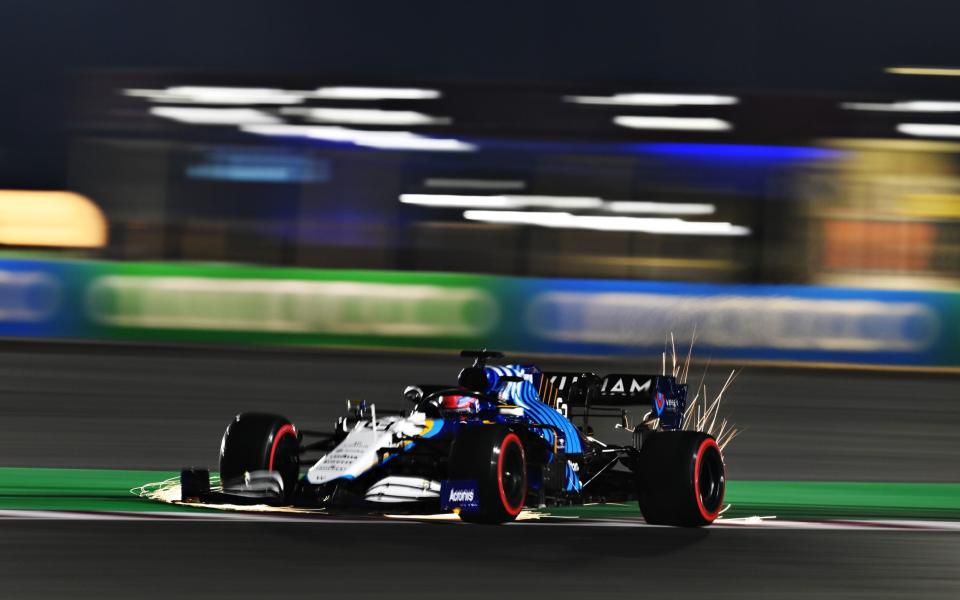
711,518,960,532
1,509,959,530
0,509,413,525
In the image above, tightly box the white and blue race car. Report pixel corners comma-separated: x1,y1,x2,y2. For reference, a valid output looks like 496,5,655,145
181,350,726,526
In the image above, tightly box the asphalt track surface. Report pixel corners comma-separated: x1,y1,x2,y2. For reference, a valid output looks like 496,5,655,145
0,342,958,599
0,342,956,481
0,517,958,599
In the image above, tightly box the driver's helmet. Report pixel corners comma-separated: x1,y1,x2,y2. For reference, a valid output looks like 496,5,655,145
439,393,480,416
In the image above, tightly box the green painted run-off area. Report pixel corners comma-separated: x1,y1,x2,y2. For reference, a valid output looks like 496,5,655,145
1,467,958,520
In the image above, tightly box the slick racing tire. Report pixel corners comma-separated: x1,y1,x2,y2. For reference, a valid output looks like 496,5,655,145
637,431,725,527
448,425,527,524
219,413,300,502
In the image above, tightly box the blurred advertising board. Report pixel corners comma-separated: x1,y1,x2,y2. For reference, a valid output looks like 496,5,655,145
82,262,498,350
0,257,956,368
514,279,950,366
0,258,93,338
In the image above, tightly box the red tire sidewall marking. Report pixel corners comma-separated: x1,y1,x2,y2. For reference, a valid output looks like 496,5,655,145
268,424,297,471
693,437,723,522
497,432,526,517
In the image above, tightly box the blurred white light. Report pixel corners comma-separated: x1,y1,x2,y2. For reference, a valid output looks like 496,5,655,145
897,123,960,138
566,93,738,106
402,194,717,215
606,201,716,215
125,86,307,105
350,134,472,151
614,116,732,131
402,195,513,209
462,210,750,236
150,107,281,125
400,194,603,210
283,107,450,126
241,124,475,152
842,100,960,113
243,124,356,141
311,87,441,100
424,178,526,191
886,67,960,77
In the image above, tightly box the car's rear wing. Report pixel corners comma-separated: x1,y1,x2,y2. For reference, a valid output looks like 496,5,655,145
542,372,688,430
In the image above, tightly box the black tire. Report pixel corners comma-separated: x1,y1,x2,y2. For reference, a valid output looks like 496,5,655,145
637,431,725,527
219,413,300,502
448,425,527,524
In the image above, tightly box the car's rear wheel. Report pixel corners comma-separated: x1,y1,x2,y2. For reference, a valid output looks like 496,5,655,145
219,413,300,502
448,425,527,524
637,431,725,527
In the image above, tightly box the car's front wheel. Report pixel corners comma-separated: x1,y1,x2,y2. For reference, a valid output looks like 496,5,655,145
448,425,527,524
219,412,300,502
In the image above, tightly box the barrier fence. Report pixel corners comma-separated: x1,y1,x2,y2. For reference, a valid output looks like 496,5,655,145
0,257,956,367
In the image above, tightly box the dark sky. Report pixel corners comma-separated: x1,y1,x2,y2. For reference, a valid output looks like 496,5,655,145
1,0,958,188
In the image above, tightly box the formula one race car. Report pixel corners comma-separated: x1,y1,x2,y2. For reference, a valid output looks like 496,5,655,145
180,350,726,526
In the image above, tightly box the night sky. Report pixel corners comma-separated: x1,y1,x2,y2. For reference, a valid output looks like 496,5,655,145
1,0,957,188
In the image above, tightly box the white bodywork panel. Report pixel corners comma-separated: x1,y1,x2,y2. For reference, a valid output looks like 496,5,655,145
364,476,442,503
305,412,430,485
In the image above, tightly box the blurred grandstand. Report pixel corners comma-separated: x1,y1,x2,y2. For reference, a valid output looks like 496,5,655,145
62,72,960,290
